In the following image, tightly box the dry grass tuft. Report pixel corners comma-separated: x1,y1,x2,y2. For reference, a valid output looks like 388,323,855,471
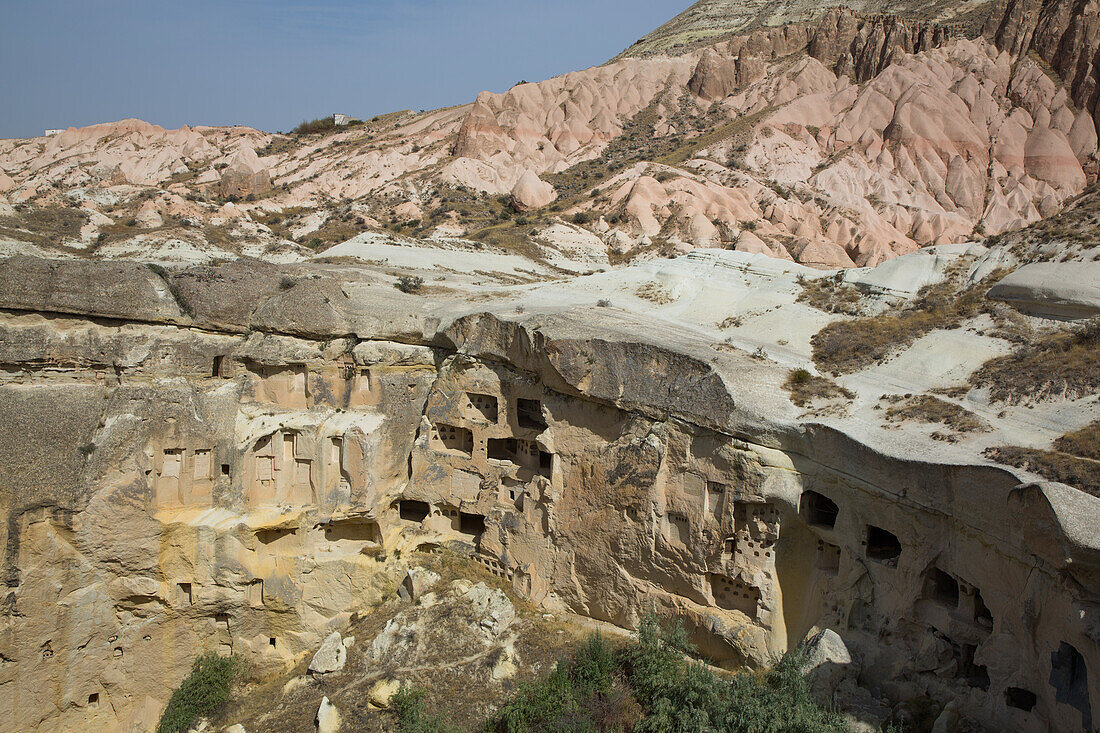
0,204,88,247
796,273,864,316
635,281,674,305
783,368,854,407
969,320,1099,403
984,423,1100,496
882,394,990,433
810,273,1006,375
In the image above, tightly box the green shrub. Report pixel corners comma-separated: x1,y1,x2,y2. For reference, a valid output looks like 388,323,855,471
393,686,463,733
485,613,845,733
395,275,425,294
157,653,238,733
291,117,337,135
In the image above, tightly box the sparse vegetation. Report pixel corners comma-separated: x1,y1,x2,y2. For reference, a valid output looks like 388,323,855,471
0,204,88,247
882,394,990,433
635,281,674,305
157,654,239,733
393,686,463,733
969,320,1099,403
480,613,846,733
395,275,425,294
797,273,864,316
290,116,338,135
784,368,855,407
985,445,1100,496
1054,420,1100,461
810,273,1007,375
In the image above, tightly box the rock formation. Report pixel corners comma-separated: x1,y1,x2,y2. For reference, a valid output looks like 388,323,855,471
1,1,1099,731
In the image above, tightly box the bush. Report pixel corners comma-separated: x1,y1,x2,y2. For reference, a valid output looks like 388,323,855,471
157,654,238,733
969,319,1099,403
392,686,463,733
291,117,337,135
484,614,845,733
572,212,592,226
395,275,425,294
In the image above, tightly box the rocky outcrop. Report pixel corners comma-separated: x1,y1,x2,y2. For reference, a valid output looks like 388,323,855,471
0,253,1096,732
809,9,956,81
985,0,1100,144
509,170,555,211
219,146,271,199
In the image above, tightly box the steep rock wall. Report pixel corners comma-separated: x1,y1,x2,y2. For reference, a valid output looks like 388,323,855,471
0,257,1097,731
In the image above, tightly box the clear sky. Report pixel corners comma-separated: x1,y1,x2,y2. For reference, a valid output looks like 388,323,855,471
0,0,686,139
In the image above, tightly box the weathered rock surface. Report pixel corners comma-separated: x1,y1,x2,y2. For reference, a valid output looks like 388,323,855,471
986,260,1100,318
308,632,347,675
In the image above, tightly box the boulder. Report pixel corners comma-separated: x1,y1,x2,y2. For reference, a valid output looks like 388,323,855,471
510,170,555,211
219,147,271,199
462,582,515,636
802,628,853,699
368,679,401,709
308,631,347,675
316,696,341,733
986,261,1100,319
398,567,441,603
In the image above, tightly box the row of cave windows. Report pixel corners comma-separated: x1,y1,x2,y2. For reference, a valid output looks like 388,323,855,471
434,424,554,474
209,356,374,386
464,394,546,430
800,490,994,626
398,499,487,536
161,448,231,481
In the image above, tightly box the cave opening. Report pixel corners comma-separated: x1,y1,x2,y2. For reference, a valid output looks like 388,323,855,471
865,525,901,565
800,491,839,529
399,500,430,523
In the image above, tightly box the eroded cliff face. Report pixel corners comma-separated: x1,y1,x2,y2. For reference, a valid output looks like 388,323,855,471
0,257,1097,732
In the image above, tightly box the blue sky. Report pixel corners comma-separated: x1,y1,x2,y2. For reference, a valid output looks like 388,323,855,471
0,0,685,139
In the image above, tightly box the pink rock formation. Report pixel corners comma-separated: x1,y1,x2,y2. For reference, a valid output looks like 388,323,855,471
510,170,555,211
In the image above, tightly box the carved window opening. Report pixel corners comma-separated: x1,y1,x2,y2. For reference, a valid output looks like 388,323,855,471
488,438,519,462
538,450,554,478
176,582,192,605
467,393,499,422
256,527,295,545
665,512,690,546
162,449,183,478
865,525,901,566
399,500,430,523
459,512,486,537
517,398,546,430
193,450,211,480
1005,687,1036,712
212,355,225,378
323,519,381,543
1050,642,1092,729
88,693,100,706
922,567,959,607
706,481,726,518
709,573,759,618
434,424,473,456
816,540,841,575
801,491,838,529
